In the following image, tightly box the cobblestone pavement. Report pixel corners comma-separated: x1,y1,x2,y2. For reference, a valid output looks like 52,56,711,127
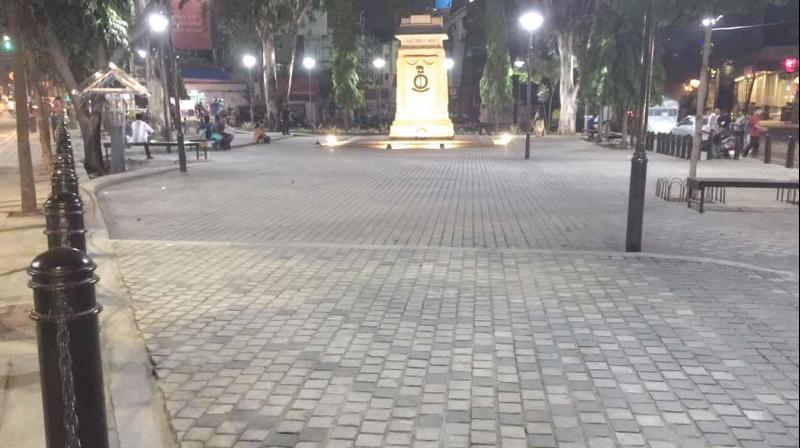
98,136,799,447
99,137,799,272
116,240,798,448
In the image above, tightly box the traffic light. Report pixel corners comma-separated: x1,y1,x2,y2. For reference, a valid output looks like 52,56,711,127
1,35,13,52
783,57,798,74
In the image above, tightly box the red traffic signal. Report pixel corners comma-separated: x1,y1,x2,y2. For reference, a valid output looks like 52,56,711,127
784,57,798,74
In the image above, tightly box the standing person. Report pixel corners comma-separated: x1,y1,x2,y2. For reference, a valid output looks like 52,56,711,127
742,109,767,158
50,96,64,139
128,113,155,159
280,106,291,136
707,108,720,157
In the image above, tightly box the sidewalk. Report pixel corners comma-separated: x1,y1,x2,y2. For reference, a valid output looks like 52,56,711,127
97,135,799,448
0,121,177,447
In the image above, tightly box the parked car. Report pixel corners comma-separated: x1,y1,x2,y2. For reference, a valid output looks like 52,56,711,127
671,115,711,149
670,115,711,139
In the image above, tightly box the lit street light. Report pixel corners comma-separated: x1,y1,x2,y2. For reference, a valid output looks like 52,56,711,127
519,10,544,160
147,12,170,34
513,59,525,69
303,57,316,126
242,54,257,123
373,58,386,126
136,48,148,59
149,10,187,173
445,58,455,71
689,15,721,179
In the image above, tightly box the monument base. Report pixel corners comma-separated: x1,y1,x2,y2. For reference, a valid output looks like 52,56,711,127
389,119,455,139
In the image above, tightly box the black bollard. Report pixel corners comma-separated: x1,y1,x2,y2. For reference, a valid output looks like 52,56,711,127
734,133,742,160
525,133,531,160
786,136,796,169
764,134,772,164
54,116,76,171
28,247,109,448
44,191,86,252
50,167,80,196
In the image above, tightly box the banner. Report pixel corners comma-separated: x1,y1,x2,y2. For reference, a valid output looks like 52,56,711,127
435,0,453,9
171,0,212,50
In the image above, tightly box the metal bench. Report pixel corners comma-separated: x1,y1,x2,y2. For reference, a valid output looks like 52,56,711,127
103,141,205,161
686,177,799,213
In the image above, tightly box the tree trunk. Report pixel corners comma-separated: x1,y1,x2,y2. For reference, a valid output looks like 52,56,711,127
10,0,37,213
73,96,106,175
620,103,629,149
260,32,278,127
556,33,578,134
285,23,300,107
35,82,53,172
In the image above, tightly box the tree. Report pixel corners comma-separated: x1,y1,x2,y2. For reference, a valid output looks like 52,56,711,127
581,0,665,147
6,0,36,213
542,0,596,134
325,0,362,129
25,0,132,175
479,0,513,130
216,0,311,119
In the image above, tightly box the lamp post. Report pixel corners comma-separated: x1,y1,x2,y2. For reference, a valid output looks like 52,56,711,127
519,11,544,160
302,56,316,126
372,57,386,126
242,54,257,123
689,16,720,179
624,0,656,252
148,10,187,173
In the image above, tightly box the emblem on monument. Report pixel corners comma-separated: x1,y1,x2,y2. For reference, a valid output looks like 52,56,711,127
412,66,430,92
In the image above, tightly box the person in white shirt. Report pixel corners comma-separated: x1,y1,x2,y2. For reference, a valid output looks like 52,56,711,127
128,113,154,159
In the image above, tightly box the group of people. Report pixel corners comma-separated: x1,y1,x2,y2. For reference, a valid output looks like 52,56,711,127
198,115,235,150
706,108,767,159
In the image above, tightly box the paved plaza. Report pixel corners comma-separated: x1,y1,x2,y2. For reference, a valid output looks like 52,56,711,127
98,137,799,447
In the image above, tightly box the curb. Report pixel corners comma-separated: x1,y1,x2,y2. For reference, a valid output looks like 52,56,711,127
91,165,182,193
80,167,179,448
116,238,799,280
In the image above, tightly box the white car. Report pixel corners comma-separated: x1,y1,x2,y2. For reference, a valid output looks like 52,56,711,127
670,115,710,141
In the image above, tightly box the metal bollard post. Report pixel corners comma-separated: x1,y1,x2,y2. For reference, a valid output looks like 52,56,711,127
44,191,86,252
54,118,76,171
764,134,772,164
50,168,80,196
28,247,109,448
525,133,531,160
786,135,796,169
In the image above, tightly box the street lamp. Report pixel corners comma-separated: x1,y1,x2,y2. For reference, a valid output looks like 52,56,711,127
147,12,170,34
624,0,656,252
519,10,544,160
149,9,187,173
136,48,148,59
445,58,455,71
242,54,257,123
303,57,316,126
513,59,525,69
373,57,386,126
689,15,721,179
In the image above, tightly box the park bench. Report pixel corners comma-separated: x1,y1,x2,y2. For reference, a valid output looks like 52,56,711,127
103,141,205,161
686,177,799,213
583,129,599,141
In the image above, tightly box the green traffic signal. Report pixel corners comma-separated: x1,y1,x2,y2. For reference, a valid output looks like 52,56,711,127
1,35,13,52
